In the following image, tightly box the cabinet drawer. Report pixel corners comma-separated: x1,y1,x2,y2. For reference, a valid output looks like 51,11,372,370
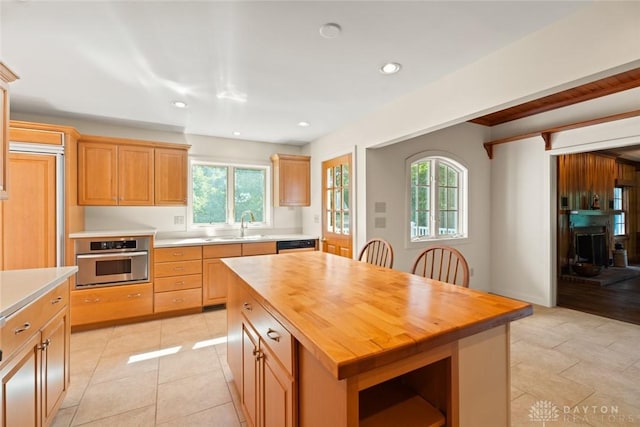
2,280,69,358
154,246,202,262
242,242,277,256
203,244,242,259
155,274,202,292
241,294,293,375
154,288,202,313
70,284,153,326
155,260,202,278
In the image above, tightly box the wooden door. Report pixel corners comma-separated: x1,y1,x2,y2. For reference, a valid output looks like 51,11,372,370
2,152,56,269
41,309,68,426
261,343,294,427
78,142,117,205
118,145,154,205
155,148,187,205
321,154,352,258
242,322,259,427
203,259,229,306
0,333,41,427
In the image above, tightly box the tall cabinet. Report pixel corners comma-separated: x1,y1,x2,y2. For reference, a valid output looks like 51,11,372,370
0,63,19,200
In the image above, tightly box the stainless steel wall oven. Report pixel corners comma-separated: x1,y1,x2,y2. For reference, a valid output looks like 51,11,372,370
75,236,150,288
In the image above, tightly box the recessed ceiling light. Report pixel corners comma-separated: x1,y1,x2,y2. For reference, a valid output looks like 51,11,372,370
172,100,187,108
233,131,241,136
380,62,402,75
319,23,341,39
298,121,310,127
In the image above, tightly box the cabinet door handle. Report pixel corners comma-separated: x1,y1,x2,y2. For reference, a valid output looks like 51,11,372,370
175,281,185,286
128,293,142,298
242,302,252,311
173,252,183,257
84,298,101,303
266,328,281,342
253,348,264,360
38,339,51,351
51,296,63,304
172,298,184,303
14,322,31,335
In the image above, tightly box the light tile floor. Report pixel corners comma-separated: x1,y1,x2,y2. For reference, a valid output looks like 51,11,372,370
53,305,640,427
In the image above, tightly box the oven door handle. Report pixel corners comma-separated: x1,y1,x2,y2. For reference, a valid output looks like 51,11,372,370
76,251,148,259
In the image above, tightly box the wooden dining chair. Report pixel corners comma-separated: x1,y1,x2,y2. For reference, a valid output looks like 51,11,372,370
411,245,469,287
358,238,394,268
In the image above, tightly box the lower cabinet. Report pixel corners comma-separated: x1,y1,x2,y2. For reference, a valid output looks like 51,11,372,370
203,244,242,306
154,246,203,313
232,283,295,427
70,283,153,327
0,280,70,427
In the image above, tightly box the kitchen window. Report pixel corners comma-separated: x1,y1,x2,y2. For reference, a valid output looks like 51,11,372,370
190,160,270,227
407,153,467,242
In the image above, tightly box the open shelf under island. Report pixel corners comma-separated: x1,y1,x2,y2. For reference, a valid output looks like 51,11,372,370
222,251,532,427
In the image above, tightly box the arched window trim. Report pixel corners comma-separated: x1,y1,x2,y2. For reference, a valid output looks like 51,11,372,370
406,151,468,245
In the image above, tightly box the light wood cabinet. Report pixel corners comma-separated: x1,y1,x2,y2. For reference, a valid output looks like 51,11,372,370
203,244,241,306
118,145,154,205
237,289,295,427
78,137,189,206
0,279,70,427
155,148,187,205
1,152,57,270
70,283,153,327
271,154,310,207
153,246,202,313
78,141,153,205
0,63,19,201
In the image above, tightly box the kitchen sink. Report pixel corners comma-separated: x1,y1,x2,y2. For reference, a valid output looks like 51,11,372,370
204,235,267,242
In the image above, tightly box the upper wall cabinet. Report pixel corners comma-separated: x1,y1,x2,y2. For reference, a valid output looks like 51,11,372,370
155,148,188,205
0,63,19,200
78,136,189,206
271,154,310,207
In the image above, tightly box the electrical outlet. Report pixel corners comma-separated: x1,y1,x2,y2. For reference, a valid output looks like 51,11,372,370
174,215,185,225
469,267,474,277
313,214,320,224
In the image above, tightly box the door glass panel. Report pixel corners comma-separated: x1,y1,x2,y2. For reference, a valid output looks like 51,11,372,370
327,190,333,210
342,188,349,210
342,164,349,186
327,211,333,232
343,212,349,234
335,212,342,234
327,167,333,188
335,167,341,188
335,189,341,211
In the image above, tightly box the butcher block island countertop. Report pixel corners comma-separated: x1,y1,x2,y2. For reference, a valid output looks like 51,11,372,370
222,251,532,427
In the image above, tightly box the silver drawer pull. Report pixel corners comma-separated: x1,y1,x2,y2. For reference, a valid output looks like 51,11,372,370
14,322,31,335
266,328,281,342
175,281,185,286
128,293,142,298
172,298,184,303
51,296,63,304
174,267,185,271
243,302,252,311
172,252,183,257
83,298,100,303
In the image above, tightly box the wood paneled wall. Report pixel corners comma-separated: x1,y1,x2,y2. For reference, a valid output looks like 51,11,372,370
557,153,639,272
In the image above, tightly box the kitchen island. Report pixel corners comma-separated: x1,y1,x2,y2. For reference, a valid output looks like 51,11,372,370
223,251,532,427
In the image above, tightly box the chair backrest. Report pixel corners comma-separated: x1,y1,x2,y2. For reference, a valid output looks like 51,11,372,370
411,245,469,287
358,238,394,268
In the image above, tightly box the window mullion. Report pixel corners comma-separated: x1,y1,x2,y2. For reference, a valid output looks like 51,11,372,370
227,166,235,224
431,160,438,238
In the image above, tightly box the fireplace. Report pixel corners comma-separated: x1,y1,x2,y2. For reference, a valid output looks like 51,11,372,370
569,211,611,268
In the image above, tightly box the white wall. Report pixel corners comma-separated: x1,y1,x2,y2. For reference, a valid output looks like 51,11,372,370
304,2,639,305
13,112,305,235
365,123,492,290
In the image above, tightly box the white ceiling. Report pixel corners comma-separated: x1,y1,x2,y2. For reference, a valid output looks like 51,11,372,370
1,1,588,145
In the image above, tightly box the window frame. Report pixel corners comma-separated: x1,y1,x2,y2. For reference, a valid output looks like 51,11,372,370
613,186,627,237
406,152,468,245
188,157,272,230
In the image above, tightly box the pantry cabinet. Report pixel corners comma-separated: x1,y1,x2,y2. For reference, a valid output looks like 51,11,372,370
271,154,310,207
0,63,19,201
77,136,189,206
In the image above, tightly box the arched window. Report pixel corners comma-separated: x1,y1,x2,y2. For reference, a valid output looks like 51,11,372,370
408,154,468,241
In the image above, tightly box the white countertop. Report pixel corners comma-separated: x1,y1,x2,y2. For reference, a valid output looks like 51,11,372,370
154,234,318,248
0,266,78,324
69,229,157,239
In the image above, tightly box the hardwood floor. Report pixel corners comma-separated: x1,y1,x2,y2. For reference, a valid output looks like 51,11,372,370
557,266,640,325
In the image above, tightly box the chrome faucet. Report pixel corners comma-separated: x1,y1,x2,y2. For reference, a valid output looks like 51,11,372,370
240,210,255,237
